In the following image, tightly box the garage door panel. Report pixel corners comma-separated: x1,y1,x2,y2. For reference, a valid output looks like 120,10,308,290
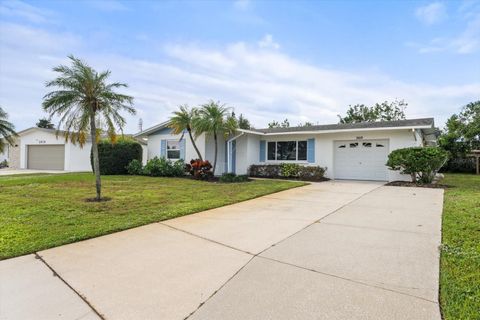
334,140,388,181
27,145,65,170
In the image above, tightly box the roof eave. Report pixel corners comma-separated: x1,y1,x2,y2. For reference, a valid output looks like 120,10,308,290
241,125,434,136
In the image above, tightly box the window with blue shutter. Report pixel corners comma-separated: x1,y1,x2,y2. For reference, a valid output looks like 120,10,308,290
160,140,167,158
259,140,266,162
307,138,315,163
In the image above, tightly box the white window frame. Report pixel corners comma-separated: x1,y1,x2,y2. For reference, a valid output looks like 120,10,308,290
266,140,308,162
166,140,181,160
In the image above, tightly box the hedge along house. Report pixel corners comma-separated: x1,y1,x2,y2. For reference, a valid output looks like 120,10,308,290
135,118,438,181
3,127,147,171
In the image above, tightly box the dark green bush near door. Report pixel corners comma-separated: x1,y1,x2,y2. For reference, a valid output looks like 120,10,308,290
91,138,143,175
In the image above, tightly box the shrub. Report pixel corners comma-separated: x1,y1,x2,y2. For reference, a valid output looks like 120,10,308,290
219,173,249,183
186,159,213,180
249,164,327,181
126,159,143,175
387,147,449,184
298,166,326,180
143,157,184,177
280,163,301,177
249,164,281,177
92,138,143,175
0,160,8,168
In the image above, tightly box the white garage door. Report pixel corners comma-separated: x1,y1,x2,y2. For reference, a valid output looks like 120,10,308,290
334,140,389,181
27,145,65,170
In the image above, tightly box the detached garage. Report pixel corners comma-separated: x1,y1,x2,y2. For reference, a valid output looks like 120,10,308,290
16,127,93,172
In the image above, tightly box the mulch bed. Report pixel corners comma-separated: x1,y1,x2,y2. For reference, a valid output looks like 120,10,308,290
385,181,450,189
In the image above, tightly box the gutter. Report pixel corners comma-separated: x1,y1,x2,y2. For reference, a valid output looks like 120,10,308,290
237,125,433,136
226,132,245,173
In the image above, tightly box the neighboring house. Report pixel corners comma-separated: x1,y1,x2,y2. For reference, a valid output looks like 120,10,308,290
2,127,147,171
135,118,438,181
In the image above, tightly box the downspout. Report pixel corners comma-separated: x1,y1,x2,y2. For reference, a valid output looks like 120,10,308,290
226,132,245,173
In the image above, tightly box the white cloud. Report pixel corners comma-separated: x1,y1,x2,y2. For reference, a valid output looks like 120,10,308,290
0,0,54,24
1,22,478,134
410,3,480,54
258,34,280,50
415,2,447,25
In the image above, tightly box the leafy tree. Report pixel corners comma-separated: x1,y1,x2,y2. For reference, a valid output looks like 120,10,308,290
0,107,17,153
238,113,252,130
438,101,480,172
43,55,135,201
338,100,407,124
169,104,203,160
36,117,54,129
195,101,238,175
268,118,290,128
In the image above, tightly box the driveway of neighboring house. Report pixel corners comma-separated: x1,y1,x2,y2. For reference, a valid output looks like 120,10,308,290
0,181,444,320
0,168,66,175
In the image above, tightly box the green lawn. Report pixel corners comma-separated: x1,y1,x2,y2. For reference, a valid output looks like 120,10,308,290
440,174,480,320
0,173,305,260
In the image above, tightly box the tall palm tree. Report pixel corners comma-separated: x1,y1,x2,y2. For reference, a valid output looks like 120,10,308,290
0,107,17,153
169,104,203,160
195,101,238,175
43,55,135,200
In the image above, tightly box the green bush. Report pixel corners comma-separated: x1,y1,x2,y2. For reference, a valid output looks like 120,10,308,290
219,173,249,183
387,147,449,184
249,164,327,181
143,157,184,177
126,159,143,175
298,166,326,180
91,138,143,175
280,163,301,177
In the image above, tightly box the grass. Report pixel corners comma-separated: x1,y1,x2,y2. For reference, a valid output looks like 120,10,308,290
440,174,480,320
0,173,305,260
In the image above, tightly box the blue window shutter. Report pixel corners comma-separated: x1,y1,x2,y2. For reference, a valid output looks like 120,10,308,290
160,139,167,158
307,138,315,163
259,140,266,162
179,139,186,160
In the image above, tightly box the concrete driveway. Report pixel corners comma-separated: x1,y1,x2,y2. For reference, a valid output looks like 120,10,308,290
0,168,66,176
0,181,444,320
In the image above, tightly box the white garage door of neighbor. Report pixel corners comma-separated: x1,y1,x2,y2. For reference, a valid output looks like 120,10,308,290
334,140,389,181
27,145,65,170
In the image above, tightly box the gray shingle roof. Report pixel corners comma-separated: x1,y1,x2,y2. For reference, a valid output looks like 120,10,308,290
250,118,434,134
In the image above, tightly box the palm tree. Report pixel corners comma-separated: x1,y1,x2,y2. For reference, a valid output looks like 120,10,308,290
43,55,135,200
195,101,238,175
169,104,203,160
0,107,17,153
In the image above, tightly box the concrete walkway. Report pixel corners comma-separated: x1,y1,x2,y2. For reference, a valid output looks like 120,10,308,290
0,181,444,320
0,169,66,176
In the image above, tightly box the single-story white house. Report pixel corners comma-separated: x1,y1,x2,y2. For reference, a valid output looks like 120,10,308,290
134,118,438,181
2,127,147,171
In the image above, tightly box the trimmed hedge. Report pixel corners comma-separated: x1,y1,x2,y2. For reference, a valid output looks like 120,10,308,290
219,173,249,183
249,163,327,181
386,147,448,184
91,139,143,175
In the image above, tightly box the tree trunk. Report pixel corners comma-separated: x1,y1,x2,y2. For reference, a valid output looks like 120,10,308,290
188,128,203,161
90,114,101,200
212,131,218,176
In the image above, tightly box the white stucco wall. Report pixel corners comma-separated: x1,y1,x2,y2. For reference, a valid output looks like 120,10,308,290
205,133,226,175
236,128,422,181
19,129,92,172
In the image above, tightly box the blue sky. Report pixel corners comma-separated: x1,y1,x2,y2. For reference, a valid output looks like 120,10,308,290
0,0,479,133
